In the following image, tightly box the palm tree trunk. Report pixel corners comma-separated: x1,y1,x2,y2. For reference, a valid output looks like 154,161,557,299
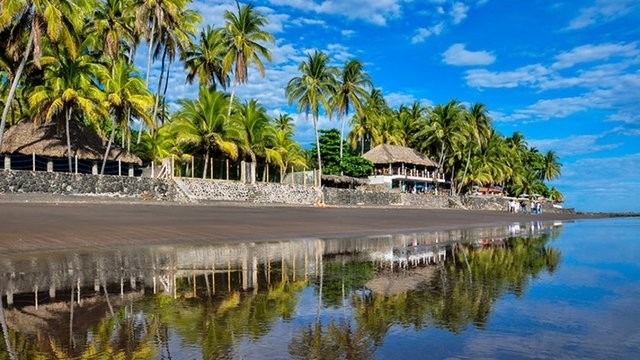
202,149,210,179
313,114,322,186
137,16,157,144
227,80,238,117
101,116,117,175
161,60,172,124
458,147,472,195
151,47,167,132
0,27,35,151
66,107,74,172
339,114,345,160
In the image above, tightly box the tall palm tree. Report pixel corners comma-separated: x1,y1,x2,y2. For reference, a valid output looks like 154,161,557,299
0,0,86,150
223,2,274,116
348,88,385,155
457,102,491,194
235,98,280,167
332,58,371,162
87,0,137,60
541,150,562,181
29,52,107,171
100,59,154,174
415,99,465,170
172,88,243,178
285,50,338,181
184,25,228,89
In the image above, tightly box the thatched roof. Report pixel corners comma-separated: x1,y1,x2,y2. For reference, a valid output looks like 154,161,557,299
363,144,437,167
1,120,141,164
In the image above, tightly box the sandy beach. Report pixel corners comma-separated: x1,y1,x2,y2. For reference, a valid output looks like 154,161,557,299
0,194,601,254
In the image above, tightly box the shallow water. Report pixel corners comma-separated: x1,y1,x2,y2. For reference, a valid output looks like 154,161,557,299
1,218,639,359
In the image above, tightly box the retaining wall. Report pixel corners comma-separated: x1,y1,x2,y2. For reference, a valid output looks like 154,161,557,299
0,170,181,201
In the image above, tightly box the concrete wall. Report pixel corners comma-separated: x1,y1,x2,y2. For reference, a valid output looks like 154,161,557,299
0,169,181,201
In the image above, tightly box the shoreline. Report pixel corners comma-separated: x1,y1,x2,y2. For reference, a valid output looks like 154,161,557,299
0,192,615,254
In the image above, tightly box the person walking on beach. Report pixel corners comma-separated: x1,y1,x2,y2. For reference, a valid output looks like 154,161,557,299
520,200,527,214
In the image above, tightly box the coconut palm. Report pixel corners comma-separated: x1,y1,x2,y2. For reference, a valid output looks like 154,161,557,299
222,2,274,116
415,99,465,170
29,51,107,171
184,25,228,89
457,103,491,194
172,88,243,178
0,0,86,150
100,59,154,174
332,59,371,163
87,0,137,60
541,150,562,181
235,99,281,172
274,113,295,135
286,50,338,181
348,88,385,155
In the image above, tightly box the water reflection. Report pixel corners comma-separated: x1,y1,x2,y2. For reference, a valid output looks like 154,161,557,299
0,221,562,359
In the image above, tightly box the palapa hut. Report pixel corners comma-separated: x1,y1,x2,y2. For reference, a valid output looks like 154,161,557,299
363,144,445,193
1,119,141,175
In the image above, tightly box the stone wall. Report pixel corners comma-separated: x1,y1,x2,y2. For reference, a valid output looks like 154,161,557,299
176,178,319,205
0,170,181,201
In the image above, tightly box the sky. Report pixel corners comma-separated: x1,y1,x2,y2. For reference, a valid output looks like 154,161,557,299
144,0,640,213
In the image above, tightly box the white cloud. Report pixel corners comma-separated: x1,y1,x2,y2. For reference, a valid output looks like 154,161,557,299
528,134,620,157
552,43,640,69
411,22,444,44
268,0,405,26
341,29,356,37
450,2,469,24
442,43,496,66
567,0,639,30
465,64,550,88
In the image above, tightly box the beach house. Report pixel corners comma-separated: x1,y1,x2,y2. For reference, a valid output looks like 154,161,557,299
362,144,446,193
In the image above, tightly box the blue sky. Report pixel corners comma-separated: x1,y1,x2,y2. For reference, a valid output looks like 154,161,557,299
147,0,640,212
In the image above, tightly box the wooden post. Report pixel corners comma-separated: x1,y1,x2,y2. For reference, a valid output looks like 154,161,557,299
92,162,98,175
75,155,78,174
32,152,35,171
191,157,194,178
171,155,175,178
128,163,133,177
4,155,10,170
118,159,122,176
240,160,246,183
226,159,229,180
210,158,213,179
47,161,53,172
151,162,155,177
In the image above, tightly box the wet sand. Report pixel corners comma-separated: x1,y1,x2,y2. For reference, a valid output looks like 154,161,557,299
0,194,601,254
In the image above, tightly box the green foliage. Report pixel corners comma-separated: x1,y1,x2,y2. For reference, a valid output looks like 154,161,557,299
310,128,373,177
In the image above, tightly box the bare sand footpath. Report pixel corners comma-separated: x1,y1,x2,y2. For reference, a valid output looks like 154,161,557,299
0,194,602,253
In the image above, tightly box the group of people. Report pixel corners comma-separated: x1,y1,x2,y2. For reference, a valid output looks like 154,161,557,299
508,199,543,214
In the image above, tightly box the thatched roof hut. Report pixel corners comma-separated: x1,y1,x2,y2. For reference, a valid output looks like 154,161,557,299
1,120,141,164
363,144,437,168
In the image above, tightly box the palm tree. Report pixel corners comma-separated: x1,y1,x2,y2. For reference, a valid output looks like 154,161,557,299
222,2,274,116
29,52,107,171
285,50,338,182
235,99,281,173
172,88,243,178
541,150,562,181
457,103,491,194
274,113,295,135
348,88,385,154
87,0,137,60
415,99,465,170
184,25,228,89
332,59,371,163
0,0,86,150
100,59,154,174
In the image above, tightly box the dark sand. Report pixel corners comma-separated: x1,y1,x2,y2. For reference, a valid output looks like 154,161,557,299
0,194,602,254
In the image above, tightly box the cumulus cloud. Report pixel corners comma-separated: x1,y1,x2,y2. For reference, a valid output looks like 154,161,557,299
528,134,621,157
442,43,496,66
